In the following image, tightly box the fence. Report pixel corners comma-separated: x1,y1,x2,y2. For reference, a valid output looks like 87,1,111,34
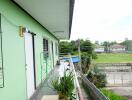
96,63,132,86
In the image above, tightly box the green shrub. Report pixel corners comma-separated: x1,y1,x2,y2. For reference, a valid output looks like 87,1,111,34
52,71,75,100
100,88,126,100
87,66,107,88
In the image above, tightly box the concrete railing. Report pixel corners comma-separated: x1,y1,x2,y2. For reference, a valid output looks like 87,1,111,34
79,72,109,100
70,58,83,100
59,54,83,100
59,54,110,100
96,63,132,66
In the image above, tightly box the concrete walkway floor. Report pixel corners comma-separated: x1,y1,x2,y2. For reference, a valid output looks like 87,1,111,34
30,69,58,100
30,61,71,100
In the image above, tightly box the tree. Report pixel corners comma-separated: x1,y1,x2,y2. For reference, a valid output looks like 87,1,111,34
71,40,78,52
95,41,99,45
109,41,117,45
80,40,94,53
59,39,97,74
102,41,110,53
59,41,72,54
80,40,97,73
120,38,132,51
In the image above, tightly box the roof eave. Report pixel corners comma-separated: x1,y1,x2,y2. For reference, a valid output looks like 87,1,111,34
69,0,75,39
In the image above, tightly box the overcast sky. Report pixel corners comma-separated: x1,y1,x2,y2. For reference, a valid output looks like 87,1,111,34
70,0,132,43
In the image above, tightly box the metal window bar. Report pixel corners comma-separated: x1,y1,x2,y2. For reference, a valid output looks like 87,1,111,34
43,38,49,57
55,43,58,55
40,50,53,84
40,51,48,83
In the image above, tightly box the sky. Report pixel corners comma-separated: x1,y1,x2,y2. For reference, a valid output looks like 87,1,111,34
70,0,132,43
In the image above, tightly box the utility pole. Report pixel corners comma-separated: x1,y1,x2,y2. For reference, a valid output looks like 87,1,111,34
78,39,82,72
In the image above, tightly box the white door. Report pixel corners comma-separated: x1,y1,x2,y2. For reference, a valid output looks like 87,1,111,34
24,32,35,99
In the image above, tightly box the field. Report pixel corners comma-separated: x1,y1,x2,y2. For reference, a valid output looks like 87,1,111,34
93,53,132,63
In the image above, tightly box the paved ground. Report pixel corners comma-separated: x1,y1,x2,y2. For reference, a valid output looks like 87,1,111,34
106,72,132,86
106,87,132,100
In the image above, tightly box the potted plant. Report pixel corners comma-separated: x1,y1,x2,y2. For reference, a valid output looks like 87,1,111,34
52,71,75,100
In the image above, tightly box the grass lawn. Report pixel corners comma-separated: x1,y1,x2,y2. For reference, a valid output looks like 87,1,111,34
93,53,132,63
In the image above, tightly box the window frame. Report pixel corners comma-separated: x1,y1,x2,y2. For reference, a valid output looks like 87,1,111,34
43,38,49,58
55,43,58,55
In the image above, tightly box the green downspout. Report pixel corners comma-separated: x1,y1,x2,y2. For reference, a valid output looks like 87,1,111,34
0,13,4,88
46,58,48,77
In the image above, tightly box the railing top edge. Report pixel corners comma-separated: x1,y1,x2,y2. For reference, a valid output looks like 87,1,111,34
95,62,132,64
79,72,109,100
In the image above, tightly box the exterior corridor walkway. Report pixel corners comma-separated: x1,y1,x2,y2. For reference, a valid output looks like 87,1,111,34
78,77,91,100
80,84,91,100
30,61,73,100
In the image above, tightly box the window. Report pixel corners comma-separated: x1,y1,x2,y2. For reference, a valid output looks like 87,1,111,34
43,38,49,58
55,43,58,55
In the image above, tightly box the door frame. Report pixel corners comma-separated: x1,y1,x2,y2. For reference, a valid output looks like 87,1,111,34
31,33,36,89
24,31,36,99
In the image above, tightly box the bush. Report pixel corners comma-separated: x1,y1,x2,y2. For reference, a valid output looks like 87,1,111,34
52,71,75,100
87,65,107,88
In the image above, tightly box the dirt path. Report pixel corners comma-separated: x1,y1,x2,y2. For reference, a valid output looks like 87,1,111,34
106,87,132,100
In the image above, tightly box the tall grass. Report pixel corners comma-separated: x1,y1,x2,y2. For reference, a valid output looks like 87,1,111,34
100,88,126,100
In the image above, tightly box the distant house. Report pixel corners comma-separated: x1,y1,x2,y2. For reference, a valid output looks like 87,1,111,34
110,44,126,53
94,45,105,53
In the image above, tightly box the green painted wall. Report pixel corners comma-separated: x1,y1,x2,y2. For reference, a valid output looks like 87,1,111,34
0,0,59,100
